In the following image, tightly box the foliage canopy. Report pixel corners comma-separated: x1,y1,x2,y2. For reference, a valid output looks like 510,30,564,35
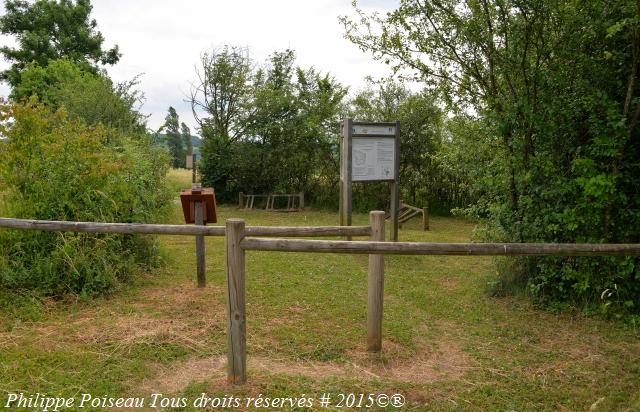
343,0,640,317
0,0,120,88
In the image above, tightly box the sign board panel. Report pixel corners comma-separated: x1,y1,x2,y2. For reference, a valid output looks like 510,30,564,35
352,137,395,181
352,124,396,136
186,155,193,169
180,187,217,223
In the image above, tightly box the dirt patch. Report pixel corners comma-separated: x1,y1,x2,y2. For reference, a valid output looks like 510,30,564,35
141,356,227,394
1,282,227,352
437,276,460,290
346,334,472,384
138,330,473,394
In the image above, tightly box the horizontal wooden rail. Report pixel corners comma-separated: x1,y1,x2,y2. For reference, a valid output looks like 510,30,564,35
240,237,640,256
246,226,370,237
0,218,370,237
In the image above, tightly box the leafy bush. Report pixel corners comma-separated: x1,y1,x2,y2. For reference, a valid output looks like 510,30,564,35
0,101,171,297
343,0,640,318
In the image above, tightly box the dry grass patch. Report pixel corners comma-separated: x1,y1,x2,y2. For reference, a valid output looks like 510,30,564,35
136,320,473,395
1,282,227,356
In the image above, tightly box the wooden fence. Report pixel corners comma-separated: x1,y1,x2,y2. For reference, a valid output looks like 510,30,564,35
0,217,370,289
2,214,640,385
0,217,370,237
224,212,640,384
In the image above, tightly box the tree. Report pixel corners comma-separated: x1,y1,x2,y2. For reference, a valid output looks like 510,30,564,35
342,1,640,316
189,46,253,197
239,50,347,200
162,106,184,168
348,79,450,212
190,47,347,203
0,0,120,88
189,46,252,142
181,122,193,156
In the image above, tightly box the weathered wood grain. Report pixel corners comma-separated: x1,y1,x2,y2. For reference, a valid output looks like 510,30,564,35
240,237,640,256
225,219,246,384
195,201,206,288
367,211,385,352
0,218,370,237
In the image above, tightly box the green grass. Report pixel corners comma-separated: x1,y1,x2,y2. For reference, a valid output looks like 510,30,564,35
165,168,195,194
0,171,639,411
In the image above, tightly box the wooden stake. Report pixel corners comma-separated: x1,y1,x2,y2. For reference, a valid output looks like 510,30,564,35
195,200,206,288
423,203,430,231
225,219,247,384
367,211,385,352
390,182,399,241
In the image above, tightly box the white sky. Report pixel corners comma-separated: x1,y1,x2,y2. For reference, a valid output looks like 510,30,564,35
0,0,399,135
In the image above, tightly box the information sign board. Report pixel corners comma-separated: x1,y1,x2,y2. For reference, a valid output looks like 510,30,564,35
340,118,400,241
352,137,395,181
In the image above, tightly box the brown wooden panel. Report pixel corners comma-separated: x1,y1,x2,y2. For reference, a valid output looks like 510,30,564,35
180,188,217,224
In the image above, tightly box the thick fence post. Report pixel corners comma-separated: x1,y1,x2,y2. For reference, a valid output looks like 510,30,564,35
194,200,206,288
225,219,247,384
367,211,385,352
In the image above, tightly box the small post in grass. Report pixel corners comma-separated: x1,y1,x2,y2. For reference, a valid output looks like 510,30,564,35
193,183,206,288
367,210,385,352
225,218,247,384
423,201,430,231
191,153,197,184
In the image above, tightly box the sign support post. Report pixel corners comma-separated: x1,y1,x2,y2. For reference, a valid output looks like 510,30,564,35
187,153,197,184
192,153,197,184
391,121,400,242
340,118,353,238
194,188,206,288
340,118,400,241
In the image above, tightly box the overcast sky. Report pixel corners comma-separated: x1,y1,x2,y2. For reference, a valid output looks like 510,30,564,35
0,0,399,135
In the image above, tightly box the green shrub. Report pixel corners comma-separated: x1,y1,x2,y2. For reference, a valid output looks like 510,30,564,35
0,101,171,297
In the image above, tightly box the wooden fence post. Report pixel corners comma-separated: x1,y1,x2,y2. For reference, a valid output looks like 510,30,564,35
367,211,385,352
195,200,206,288
225,219,247,384
299,192,304,210
423,202,430,231
238,192,244,208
